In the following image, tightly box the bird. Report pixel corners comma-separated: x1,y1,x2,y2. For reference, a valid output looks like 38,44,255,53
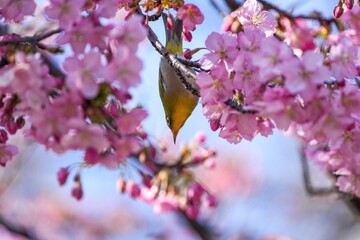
158,13,199,143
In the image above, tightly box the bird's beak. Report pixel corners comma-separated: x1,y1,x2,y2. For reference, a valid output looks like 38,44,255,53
171,128,179,143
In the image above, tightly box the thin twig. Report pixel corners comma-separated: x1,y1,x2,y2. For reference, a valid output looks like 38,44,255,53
0,215,38,240
257,0,336,24
178,211,216,240
300,147,335,196
0,28,62,46
209,0,228,17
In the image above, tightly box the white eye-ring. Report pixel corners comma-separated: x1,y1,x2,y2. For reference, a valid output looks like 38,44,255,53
166,116,171,127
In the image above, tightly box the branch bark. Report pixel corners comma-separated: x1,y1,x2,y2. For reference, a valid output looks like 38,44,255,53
0,215,38,240
0,28,62,46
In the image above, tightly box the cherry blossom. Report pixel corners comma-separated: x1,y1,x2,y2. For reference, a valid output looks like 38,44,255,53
44,0,87,30
0,0,36,23
176,3,204,32
236,0,276,36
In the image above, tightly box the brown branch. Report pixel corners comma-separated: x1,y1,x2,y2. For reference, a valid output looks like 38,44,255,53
178,211,217,240
208,0,228,17
256,0,337,24
0,215,38,240
0,28,63,46
223,0,239,11
300,147,335,196
224,0,337,25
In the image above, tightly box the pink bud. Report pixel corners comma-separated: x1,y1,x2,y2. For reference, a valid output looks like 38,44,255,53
126,180,141,198
184,49,192,60
194,131,206,144
167,15,175,31
84,148,99,165
209,119,220,131
333,5,344,18
205,159,216,169
185,205,199,219
0,129,8,143
5,118,17,135
222,15,233,32
57,167,69,186
345,0,354,9
183,30,192,42
187,183,204,201
15,116,25,129
71,183,83,200
124,8,135,20
106,100,120,117
205,194,218,208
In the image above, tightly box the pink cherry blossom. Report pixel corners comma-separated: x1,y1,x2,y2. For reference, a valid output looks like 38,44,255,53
104,47,143,89
237,29,266,52
197,63,232,103
61,119,110,153
285,51,330,97
116,108,148,135
112,15,147,51
200,32,238,69
0,0,36,23
176,4,204,32
44,0,87,30
342,5,360,31
280,18,316,51
63,50,105,99
327,35,359,80
0,144,18,167
56,17,112,54
251,36,296,81
233,52,261,103
236,0,276,36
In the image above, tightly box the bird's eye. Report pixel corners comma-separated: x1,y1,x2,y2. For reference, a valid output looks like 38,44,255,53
166,116,171,127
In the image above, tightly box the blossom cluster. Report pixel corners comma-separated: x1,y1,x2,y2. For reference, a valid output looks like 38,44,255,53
198,0,360,196
118,1,204,42
57,132,217,218
0,1,145,185
0,0,216,219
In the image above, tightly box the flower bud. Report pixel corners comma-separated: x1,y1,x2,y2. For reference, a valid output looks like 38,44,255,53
71,183,83,200
126,180,141,198
0,129,8,143
185,205,199,219
183,30,192,42
57,167,69,186
15,116,25,129
194,131,206,144
209,119,220,131
333,5,344,18
167,15,175,31
345,0,354,9
184,49,192,60
6,118,17,135
205,194,218,208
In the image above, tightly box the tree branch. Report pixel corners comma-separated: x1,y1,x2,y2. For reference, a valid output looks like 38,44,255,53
0,215,38,240
299,148,335,196
208,0,228,17
0,28,63,46
178,211,216,240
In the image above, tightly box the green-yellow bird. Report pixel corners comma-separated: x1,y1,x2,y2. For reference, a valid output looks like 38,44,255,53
158,13,199,143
